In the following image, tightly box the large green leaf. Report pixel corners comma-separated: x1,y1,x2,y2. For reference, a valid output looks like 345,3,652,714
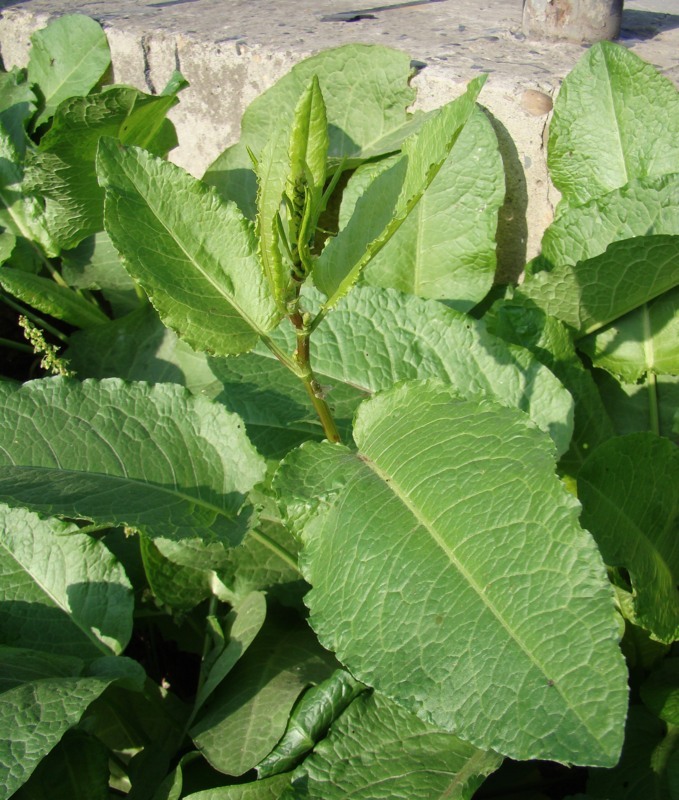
313,76,486,308
27,14,111,128
531,174,679,273
579,287,679,382
203,45,416,217
548,41,679,207
97,139,281,356
0,676,115,799
283,691,502,799
0,378,265,546
0,504,133,657
190,610,336,776
289,382,628,765
641,658,679,726
518,234,679,336
578,433,679,643
359,105,505,311
0,648,83,692
26,87,179,249
295,287,573,456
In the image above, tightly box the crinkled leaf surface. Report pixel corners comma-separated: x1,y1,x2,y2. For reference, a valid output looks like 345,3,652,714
579,287,679,382
531,174,679,273
97,139,280,356
484,298,615,474
578,433,679,643
203,45,416,217
191,610,336,776
294,287,573,455
360,105,505,311
0,503,133,657
0,675,115,799
314,77,485,307
283,691,502,800
26,87,179,249
293,382,628,765
0,268,108,328
518,234,679,336
0,378,265,546
27,14,111,127
548,41,679,207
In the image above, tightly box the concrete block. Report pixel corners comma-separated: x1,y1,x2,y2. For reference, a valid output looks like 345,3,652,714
1,0,677,275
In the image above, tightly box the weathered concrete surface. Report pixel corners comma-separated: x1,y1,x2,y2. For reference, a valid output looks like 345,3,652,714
1,0,678,270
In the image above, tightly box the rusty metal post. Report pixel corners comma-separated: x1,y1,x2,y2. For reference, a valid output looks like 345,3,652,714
522,0,624,43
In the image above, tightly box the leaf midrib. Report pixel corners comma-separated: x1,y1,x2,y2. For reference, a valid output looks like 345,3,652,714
115,151,267,339
358,451,605,752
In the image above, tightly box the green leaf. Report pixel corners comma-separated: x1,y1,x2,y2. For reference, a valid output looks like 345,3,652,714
61,232,136,292
0,67,35,145
484,297,615,474
641,659,679,726
313,76,486,308
0,648,83,692
0,675,115,799
194,591,267,714
360,105,505,311
97,139,282,356
10,729,110,800
184,774,290,800
579,287,679,382
0,503,133,657
26,87,179,249
140,536,214,611
283,691,502,799
548,41,679,207
531,174,679,273
0,378,266,546
578,433,679,643
190,609,337,776
0,121,57,258
66,304,217,392
27,14,111,127
594,371,679,442
518,234,679,336
203,45,416,217
587,706,679,800
0,268,108,327
257,669,365,778
301,286,573,456
294,382,628,765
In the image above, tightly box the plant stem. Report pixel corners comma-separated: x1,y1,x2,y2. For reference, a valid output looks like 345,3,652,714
646,370,660,435
290,309,341,443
